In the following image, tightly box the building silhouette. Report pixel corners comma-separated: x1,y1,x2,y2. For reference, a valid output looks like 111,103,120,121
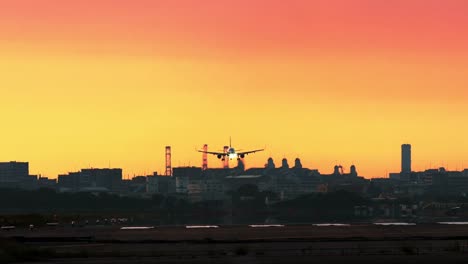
58,168,122,192
0,161,37,189
266,157,275,169
0,161,28,182
350,165,358,177
294,158,302,169
9,142,468,203
401,144,412,174
236,158,245,172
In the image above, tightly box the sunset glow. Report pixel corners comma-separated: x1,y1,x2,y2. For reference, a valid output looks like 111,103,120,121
1,0,468,178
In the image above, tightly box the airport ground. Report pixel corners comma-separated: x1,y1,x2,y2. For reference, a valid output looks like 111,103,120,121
2,224,468,263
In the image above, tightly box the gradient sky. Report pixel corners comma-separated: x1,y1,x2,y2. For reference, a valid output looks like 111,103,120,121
1,0,468,178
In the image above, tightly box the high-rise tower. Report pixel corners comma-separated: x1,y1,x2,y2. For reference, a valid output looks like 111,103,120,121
401,144,411,173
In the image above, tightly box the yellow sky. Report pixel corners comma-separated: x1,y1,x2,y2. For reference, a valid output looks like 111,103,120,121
2,0,468,179
1,49,468,178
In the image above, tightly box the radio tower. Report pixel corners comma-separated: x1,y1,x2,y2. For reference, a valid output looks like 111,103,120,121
202,144,208,170
223,145,229,169
165,146,172,176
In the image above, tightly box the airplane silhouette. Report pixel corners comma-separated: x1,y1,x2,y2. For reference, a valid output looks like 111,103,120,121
198,137,264,161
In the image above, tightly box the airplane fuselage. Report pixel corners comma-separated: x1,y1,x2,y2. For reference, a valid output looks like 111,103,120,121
227,148,237,159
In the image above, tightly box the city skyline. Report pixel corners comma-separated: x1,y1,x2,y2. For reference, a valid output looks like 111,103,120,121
2,1,468,178
2,143,467,179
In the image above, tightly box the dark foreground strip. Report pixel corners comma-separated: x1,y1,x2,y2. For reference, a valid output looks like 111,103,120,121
12,236,95,243
10,235,468,244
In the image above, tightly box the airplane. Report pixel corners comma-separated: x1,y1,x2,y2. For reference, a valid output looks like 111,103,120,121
198,138,264,161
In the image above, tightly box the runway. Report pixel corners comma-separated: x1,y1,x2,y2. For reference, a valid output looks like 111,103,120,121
3,223,468,263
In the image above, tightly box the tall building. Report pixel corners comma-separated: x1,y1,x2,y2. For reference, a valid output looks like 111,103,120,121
0,161,39,189
401,144,412,173
0,161,29,187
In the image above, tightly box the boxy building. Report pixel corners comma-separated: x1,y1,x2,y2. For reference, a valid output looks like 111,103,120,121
58,168,123,192
0,161,37,189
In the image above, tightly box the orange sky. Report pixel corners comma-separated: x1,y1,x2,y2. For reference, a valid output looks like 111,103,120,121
1,0,468,178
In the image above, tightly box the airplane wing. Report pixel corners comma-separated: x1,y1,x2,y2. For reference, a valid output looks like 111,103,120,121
197,150,227,156
237,149,265,155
